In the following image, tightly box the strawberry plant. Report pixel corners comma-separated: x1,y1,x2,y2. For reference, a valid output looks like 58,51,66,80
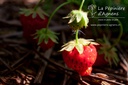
20,0,59,51
20,0,49,44
87,0,124,67
60,39,98,76
34,28,58,51
60,0,98,76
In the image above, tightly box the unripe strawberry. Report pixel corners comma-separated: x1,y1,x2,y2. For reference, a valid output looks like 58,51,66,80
64,10,89,30
60,38,98,76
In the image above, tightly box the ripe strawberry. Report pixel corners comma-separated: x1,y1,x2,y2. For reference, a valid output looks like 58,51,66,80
38,39,55,51
93,36,119,66
20,7,48,44
79,67,92,76
60,38,98,76
34,28,58,51
93,45,109,66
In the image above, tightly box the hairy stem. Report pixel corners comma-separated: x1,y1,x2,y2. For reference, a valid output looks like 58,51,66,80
108,19,123,51
34,0,43,11
75,30,79,44
46,1,71,29
79,0,85,10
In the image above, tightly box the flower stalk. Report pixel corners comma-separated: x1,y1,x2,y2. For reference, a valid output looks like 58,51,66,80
76,0,85,44
79,0,85,11
46,1,71,29
34,0,43,11
75,30,79,44
107,19,123,51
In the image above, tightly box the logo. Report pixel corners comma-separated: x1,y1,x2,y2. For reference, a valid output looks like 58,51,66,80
88,4,97,17
88,4,125,18
88,4,126,27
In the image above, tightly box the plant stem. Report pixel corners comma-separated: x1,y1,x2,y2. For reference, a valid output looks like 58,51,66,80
75,0,85,44
34,0,43,11
46,1,71,29
75,30,79,44
108,19,123,51
79,0,85,10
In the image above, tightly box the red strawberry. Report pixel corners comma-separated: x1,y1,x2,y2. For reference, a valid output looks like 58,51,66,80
60,38,98,76
20,7,48,44
38,39,55,51
34,28,58,51
93,45,109,66
93,35,119,66
79,67,92,76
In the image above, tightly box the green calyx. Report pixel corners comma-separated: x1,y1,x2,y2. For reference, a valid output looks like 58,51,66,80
60,38,98,54
97,35,119,66
34,28,58,44
19,7,49,19
63,10,89,30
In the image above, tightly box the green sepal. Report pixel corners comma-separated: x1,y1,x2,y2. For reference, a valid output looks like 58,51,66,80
32,12,37,18
76,12,82,23
20,8,33,16
76,44,83,54
97,35,119,66
34,28,58,45
60,38,98,54
63,10,89,30
19,7,49,20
